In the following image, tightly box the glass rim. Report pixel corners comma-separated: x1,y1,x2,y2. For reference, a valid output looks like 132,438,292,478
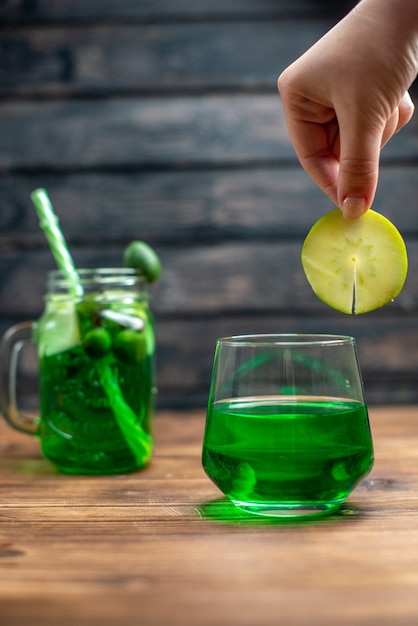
216,333,355,347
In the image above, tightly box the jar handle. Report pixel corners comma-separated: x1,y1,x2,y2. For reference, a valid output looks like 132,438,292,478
0,322,38,435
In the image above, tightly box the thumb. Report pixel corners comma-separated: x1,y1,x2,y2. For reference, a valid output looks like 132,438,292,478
337,117,383,220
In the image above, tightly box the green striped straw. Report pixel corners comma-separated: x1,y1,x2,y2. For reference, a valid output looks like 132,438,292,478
31,188,83,297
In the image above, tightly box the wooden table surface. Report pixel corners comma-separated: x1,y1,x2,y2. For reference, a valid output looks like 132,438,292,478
1,406,418,626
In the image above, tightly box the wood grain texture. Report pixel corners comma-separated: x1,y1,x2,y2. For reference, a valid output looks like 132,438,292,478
1,241,418,317
1,96,418,170
0,95,294,169
0,21,333,96
0,0,357,23
1,165,417,241
0,406,418,626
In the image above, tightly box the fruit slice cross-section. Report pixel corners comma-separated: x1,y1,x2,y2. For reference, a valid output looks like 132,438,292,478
301,209,408,315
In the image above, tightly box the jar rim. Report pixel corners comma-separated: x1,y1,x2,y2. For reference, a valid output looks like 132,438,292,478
46,268,150,299
48,267,146,278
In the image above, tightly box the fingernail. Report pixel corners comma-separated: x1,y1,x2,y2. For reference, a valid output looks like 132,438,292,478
342,197,367,220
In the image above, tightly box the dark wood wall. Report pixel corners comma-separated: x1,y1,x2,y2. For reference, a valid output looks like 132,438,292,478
1,0,418,408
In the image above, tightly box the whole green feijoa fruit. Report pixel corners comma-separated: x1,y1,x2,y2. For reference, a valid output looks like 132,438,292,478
114,329,147,363
123,241,161,282
83,328,112,357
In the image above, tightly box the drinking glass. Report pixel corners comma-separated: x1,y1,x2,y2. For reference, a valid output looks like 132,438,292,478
202,334,374,517
0,268,155,474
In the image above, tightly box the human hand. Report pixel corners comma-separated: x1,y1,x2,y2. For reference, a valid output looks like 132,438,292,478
278,0,418,219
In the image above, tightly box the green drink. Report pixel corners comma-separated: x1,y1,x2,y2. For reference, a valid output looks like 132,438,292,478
203,396,373,513
36,282,154,474
0,190,161,474
0,268,155,475
202,334,374,517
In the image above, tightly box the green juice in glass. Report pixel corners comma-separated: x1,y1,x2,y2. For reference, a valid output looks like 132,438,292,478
202,396,374,513
35,282,155,474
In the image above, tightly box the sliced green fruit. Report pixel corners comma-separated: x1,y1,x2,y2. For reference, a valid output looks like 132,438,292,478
37,300,81,356
123,241,161,282
301,208,408,315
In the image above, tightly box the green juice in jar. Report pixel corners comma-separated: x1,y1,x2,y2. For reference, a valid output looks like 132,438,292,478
36,277,155,474
202,397,374,511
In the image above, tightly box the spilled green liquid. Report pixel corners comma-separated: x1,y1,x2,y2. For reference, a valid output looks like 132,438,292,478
37,298,154,474
202,397,374,513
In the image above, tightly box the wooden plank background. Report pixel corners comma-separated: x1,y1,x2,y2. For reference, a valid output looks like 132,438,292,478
1,0,417,408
